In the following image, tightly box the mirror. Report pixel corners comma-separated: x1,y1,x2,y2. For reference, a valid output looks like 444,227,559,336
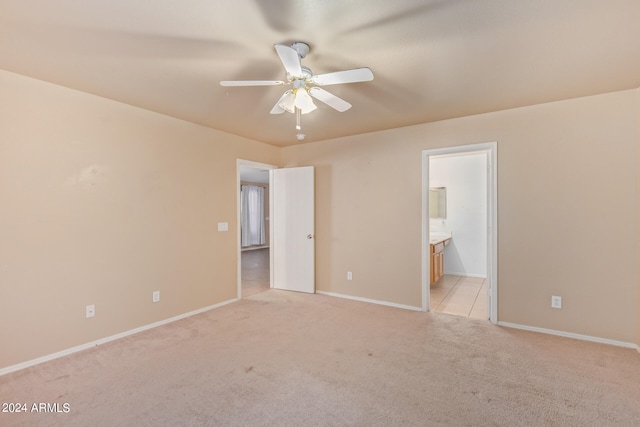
429,187,446,219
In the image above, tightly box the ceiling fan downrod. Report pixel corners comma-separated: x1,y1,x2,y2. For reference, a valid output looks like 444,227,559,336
290,42,310,59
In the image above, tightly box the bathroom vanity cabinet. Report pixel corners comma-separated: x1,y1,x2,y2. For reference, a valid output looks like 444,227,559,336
430,236,451,286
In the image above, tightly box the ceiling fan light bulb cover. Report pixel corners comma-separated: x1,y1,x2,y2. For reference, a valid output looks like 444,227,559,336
294,89,317,113
279,91,296,113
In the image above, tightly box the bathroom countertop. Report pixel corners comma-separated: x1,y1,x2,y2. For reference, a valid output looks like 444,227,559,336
429,233,452,245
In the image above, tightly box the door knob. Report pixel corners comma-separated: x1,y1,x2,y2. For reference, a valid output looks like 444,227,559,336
307,234,313,239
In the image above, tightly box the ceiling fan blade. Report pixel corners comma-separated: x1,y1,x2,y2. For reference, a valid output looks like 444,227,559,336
312,68,374,85
220,80,285,87
270,105,285,114
270,91,291,114
274,44,302,78
309,87,352,112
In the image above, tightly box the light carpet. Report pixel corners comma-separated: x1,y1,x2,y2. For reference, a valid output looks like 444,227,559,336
1,290,639,426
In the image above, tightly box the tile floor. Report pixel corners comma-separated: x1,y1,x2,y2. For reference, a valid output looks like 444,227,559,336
430,275,488,320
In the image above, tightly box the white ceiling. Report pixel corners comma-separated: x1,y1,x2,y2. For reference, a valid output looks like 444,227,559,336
2,0,640,147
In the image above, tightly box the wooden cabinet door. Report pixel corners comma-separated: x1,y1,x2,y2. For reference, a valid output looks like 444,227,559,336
430,246,437,285
430,239,449,286
433,251,442,283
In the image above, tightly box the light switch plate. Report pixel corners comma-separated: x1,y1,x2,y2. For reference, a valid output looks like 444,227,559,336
217,222,229,232
551,296,562,309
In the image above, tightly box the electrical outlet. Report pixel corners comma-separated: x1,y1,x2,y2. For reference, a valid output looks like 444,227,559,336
86,304,95,318
347,271,353,281
152,291,160,303
551,296,562,309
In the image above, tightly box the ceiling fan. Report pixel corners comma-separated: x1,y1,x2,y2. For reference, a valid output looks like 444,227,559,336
220,42,373,133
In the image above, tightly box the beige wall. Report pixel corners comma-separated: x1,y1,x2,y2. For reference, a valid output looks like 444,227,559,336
282,89,640,344
0,70,280,369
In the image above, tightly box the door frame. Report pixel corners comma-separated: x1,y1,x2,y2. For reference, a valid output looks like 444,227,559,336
422,142,498,324
236,159,277,299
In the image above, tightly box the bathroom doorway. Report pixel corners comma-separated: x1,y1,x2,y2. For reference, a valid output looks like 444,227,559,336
422,142,497,323
237,160,275,299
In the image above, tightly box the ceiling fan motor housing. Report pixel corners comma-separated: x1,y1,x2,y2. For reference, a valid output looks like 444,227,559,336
300,66,313,79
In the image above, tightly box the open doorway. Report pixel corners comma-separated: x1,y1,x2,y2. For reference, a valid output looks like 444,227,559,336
237,160,276,299
422,142,497,324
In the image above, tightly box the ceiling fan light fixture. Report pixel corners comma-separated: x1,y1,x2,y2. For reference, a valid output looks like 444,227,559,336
278,90,296,113
294,88,317,114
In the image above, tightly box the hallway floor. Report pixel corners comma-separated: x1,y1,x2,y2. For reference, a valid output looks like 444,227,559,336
431,275,488,320
241,247,270,298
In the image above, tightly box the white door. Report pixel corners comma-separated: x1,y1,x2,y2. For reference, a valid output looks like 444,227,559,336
270,166,315,293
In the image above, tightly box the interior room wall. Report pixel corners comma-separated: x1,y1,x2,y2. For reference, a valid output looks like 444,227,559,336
429,152,487,277
282,89,640,345
0,70,280,370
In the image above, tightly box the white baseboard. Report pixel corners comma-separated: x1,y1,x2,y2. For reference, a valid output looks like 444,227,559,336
446,272,487,279
316,290,423,312
498,321,637,349
0,298,238,377
241,245,269,252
